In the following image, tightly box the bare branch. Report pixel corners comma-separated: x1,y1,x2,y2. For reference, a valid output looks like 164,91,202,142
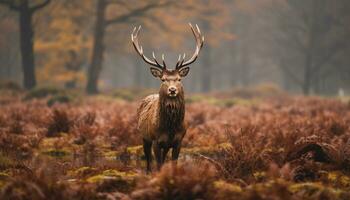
30,0,51,13
143,14,170,31
279,65,303,87
0,0,20,10
106,0,131,10
106,2,172,26
312,41,350,73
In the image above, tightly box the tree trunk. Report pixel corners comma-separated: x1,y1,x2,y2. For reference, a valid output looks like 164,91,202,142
86,0,107,94
19,2,36,89
302,0,318,96
281,68,292,92
312,71,321,95
303,54,312,95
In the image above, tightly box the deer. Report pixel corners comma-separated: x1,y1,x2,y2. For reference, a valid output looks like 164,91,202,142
131,23,204,172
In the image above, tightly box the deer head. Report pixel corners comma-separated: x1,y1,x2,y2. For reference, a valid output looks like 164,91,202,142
131,23,204,98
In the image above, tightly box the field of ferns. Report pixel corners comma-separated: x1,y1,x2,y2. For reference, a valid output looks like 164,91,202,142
0,83,350,200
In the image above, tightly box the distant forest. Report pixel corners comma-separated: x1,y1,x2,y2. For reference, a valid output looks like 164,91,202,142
0,0,349,95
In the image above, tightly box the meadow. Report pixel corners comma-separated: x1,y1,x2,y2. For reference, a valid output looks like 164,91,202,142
0,84,349,200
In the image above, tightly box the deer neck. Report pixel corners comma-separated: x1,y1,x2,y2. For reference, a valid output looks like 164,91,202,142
158,92,185,133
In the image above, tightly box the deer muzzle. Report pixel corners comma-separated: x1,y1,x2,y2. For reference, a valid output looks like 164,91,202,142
168,86,178,97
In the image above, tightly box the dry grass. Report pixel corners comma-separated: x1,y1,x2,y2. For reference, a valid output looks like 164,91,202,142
0,88,349,199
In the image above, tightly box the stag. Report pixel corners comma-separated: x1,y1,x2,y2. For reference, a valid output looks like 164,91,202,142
131,24,204,172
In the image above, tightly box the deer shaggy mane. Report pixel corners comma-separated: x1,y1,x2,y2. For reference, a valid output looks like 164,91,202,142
137,88,185,141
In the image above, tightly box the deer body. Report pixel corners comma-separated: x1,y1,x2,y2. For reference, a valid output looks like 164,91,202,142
138,93,185,143
137,92,186,170
131,24,204,172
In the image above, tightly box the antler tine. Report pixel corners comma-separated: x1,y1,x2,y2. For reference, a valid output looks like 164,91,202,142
152,51,156,59
179,53,186,66
176,23,204,69
161,54,166,69
152,51,162,67
195,24,201,35
175,54,182,68
196,24,205,49
135,25,141,38
131,27,136,39
131,26,165,70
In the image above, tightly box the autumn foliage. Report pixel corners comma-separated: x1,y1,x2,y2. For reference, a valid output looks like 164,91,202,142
0,87,349,199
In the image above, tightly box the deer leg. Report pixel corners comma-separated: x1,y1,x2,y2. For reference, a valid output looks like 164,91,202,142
162,146,170,164
172,142,182,162
153,143,162,170
143,139,152,173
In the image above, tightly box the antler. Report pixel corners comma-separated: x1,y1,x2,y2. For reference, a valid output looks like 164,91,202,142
131,26,166,70
176,23,204,70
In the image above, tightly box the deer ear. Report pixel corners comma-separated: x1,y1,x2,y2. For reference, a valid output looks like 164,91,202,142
150,67,162,78
178,67,190,77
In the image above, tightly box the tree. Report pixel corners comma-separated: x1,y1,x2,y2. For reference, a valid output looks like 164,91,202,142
262,0,350,95
85,0,234,94
0,9,20,81
34,0,92,88
194,0,233,92
86,0,175,94
0,0,51,89
229,1,256,87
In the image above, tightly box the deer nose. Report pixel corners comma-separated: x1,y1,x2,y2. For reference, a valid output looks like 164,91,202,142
168,86,177,94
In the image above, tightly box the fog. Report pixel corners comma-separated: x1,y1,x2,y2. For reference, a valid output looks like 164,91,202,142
0,0,349,95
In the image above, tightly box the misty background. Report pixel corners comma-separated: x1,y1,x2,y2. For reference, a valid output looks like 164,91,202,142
0,0,349,96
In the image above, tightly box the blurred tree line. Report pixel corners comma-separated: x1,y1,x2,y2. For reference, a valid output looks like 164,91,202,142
0,0,349,95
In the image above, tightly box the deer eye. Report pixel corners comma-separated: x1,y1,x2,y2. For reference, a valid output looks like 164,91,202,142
161,78,165,82
178,78,182,81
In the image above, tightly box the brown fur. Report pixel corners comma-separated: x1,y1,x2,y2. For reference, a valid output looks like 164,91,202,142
158,87,185,133
137,91,186,143
132,26,203,170
137,72,187,172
